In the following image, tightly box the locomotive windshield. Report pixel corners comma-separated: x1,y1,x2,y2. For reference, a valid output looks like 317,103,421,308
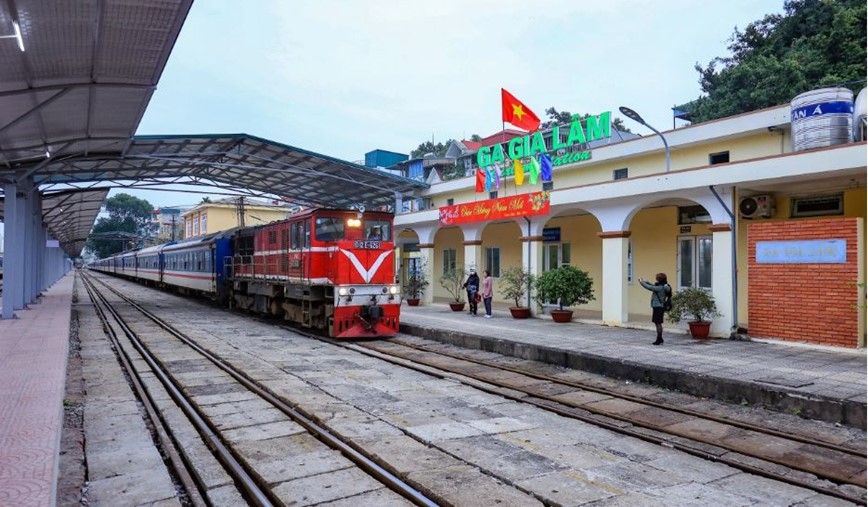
365,220,391,241
315,217,345,241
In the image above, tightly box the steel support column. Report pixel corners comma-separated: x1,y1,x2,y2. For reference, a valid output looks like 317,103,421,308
2,182,21,318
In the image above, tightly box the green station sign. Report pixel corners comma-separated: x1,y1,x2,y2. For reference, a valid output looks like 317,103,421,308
477,111,611,174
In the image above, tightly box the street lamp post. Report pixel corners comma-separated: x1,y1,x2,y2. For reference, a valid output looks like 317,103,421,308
619,106,670,172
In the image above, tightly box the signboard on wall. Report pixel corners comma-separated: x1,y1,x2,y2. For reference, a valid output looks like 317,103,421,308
438,191,550,226
756,239,847,263
542,227,561,242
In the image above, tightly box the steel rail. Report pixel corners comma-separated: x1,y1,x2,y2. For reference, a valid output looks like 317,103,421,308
81,271,276,507
79,272,208,507
307,336,866,506
389,339,866,458
86,272,439,507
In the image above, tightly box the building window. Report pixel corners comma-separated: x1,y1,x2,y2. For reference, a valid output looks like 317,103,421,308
678,205,712,225
192,216,199,236
613,168,628,180
791,194,844,218
185,220,192,238
484,247,501,277
709,151,730,165
627,239,633,284
489,191,498,199
446,198,454,206
542,181,554,191
442,248,457,273
200,214,207,234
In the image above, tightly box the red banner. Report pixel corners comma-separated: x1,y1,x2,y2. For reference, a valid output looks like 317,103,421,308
439,191,550,225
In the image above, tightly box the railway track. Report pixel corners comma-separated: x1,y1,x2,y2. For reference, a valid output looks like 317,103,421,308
80,271,437,507
325,336,867,505
82,270,866,505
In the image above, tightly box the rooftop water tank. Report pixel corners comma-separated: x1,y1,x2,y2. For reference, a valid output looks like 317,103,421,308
853,87,867,142
790,87,853,151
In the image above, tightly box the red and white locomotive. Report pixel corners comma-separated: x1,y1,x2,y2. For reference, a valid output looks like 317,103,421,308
226,208,401,338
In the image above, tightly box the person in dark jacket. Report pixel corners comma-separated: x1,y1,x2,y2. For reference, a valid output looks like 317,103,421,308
463,268,480,316
639,273,671,345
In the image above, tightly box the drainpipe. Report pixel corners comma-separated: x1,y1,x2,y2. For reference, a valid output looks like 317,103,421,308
524,216,532,312
710,185,738,334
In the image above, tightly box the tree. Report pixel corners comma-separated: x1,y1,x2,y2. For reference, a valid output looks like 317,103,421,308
678,0,866,123
540,107,632,133
410,139,453,158
85,193,156,258
200,196,212,203
470,134,482,142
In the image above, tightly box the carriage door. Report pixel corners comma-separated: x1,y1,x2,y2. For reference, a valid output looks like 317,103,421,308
543,243,571,305
677,236,712,290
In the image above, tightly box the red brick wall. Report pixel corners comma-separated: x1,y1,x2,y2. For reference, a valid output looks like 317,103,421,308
748,218,862,347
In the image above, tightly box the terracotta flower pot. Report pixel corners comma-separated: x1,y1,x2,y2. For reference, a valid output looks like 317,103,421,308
406,298,420,306
509,307,530,319
688,321,711,338
550,309,574,323
449,302,466,312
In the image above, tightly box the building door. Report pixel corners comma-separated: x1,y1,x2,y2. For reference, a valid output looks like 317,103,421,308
543,243,571,305
677,236,712,290
543,243,571,271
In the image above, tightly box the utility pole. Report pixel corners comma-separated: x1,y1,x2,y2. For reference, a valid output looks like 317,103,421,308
236,196,246,227
171,214,176,241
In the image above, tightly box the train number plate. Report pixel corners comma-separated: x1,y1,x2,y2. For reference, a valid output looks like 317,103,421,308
354,240,381,249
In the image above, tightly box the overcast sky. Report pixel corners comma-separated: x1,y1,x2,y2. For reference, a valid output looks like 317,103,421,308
118,0,787,209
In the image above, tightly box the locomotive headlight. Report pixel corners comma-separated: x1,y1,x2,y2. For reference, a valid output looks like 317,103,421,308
338,287,348,296
389,285,399,295
347,218,362,228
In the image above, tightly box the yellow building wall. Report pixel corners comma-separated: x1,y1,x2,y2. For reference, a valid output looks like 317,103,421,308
541,214,603,311
627,207,694,316
481,222,522,303
183,205,288,238
432,227,464,300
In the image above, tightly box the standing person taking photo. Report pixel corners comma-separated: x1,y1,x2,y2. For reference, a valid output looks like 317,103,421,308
463,268,480,316
481,269,494,318
639,273,671,345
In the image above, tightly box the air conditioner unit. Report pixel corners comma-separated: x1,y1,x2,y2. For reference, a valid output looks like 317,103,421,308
738,195,775,219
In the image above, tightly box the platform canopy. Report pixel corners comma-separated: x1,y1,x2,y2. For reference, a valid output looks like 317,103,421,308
0,1,427,258
0,187,109,256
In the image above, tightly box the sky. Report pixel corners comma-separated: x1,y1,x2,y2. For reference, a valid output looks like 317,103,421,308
122,0,786,210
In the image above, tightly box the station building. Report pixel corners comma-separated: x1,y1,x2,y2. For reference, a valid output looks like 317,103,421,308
181,198,291,239
394,93,867,348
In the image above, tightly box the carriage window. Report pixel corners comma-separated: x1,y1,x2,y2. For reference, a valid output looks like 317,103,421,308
364,220,391,241
315,217,345,241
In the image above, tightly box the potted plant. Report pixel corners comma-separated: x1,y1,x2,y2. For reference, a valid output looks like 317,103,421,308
402,270,429,307
666,287,721,338
500,266,534,319
439,266,466,311
532,265,594,323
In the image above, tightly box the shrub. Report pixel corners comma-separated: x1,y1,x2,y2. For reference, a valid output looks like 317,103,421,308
500,266,534,308
439,266,465,302
532,265,594,311
666,287,721,323
403,267,429,299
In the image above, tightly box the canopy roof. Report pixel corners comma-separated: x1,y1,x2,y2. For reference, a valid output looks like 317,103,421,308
0,188,109,256
0,1,425,257
34,134,429,209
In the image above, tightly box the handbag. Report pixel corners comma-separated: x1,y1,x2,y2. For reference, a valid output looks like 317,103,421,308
475,293,482,303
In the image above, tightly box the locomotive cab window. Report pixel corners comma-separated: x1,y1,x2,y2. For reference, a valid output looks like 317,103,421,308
365,220,391,241
315,217,346,241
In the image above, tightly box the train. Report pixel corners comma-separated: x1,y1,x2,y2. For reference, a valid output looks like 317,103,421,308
88,208,401,338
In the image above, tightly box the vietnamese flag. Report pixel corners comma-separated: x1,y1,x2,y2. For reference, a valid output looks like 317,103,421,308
502,88,541,132
475,169,485,193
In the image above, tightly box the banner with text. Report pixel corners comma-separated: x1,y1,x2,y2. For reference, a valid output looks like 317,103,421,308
439,191,550,225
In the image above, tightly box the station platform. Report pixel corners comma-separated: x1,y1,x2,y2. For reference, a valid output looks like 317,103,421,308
400,302,867,429
0,273,74,507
